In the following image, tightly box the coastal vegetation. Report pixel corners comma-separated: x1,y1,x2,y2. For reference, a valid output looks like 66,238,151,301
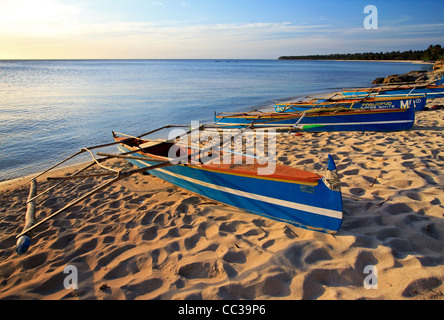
279,44,444,62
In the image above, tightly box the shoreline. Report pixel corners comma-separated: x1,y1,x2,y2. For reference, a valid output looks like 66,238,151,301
1,96,443,300
0,160,94,193
1,93,441,187
1,93,441,188
331,60,434,64
278,59,434,64
1,59,437,184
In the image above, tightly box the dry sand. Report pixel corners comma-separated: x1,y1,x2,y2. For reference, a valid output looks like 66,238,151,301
1,99,443,300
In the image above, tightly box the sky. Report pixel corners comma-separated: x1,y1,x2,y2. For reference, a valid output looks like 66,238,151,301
0,0,443,59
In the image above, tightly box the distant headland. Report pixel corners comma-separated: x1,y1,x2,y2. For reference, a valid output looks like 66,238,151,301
278,44,443,62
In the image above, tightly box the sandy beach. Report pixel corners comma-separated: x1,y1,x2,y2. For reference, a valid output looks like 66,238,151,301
1,98,443,300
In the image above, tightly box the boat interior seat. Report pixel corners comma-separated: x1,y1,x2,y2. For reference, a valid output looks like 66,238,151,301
139,140,168,149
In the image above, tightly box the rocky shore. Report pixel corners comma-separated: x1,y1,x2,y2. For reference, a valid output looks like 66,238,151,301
372,60,444,85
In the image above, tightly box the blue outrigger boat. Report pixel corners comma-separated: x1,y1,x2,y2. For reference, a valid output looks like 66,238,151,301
215,105,415,132
113,133,343,234
341,84,444,99
275,95,427,112
14,126,343,255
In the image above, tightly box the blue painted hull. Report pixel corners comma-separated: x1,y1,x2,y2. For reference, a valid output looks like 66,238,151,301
342,85,444,99
215,107,415,132
115,143,343,234
275,96,427,112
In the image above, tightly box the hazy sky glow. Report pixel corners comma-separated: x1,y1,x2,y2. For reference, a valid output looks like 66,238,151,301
1,0,443,59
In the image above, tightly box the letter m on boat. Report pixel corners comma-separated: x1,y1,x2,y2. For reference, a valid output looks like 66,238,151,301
400,100,410,109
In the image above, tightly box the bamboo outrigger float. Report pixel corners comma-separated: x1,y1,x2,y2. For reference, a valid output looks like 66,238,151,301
15,121,343,254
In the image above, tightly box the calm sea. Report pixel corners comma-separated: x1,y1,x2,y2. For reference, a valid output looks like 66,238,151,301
0,59,432,181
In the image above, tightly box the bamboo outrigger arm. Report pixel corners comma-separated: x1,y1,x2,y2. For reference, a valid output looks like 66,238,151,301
28,130,186,182
15,121,293,255
15,161,176,253
14,131,176,255
26,161,98,204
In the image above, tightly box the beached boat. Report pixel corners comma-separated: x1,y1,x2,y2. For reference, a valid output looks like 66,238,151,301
113,132,343,234
275,95,427,112
215,105,415,132
341,84,444,99
14,124,343,255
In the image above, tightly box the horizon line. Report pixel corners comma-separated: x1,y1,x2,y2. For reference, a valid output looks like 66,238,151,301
0,58,434,63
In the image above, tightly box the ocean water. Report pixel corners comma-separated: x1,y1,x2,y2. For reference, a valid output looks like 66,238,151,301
0,59,432,181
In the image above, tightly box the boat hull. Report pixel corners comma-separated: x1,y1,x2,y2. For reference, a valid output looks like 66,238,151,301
342,85,444,99
215,107,415,132
116,144,343,233
275,96,427,112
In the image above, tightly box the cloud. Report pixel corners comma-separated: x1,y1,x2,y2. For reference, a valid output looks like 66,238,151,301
150,1,166,7
1,0,442,59
0,0,80,37
383,23,444,36
75,21,332,42
0,19,335,59
0,1,336,59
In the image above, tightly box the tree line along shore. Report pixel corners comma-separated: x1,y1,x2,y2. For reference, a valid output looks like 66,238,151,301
278,44,444,62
